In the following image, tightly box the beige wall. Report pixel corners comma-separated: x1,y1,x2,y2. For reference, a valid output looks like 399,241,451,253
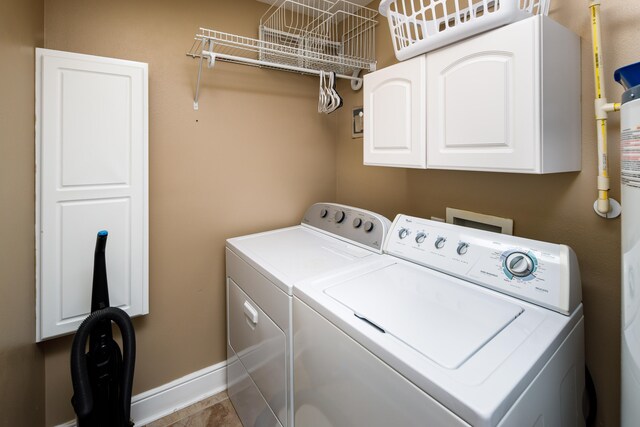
0,0,45,425
42,0,337,424
336,1,638,426
6,0,633,425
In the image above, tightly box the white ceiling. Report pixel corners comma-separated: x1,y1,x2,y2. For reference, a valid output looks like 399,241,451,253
256,0,373,6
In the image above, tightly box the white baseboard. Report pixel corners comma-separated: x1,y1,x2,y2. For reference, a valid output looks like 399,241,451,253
57,360,227,427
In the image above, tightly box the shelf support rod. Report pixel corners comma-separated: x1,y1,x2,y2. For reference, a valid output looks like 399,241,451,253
193,40,208,110
200,50,363,84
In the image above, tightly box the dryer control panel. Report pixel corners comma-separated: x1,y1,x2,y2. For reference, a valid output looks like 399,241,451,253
385,214,582,315
302,203,392,254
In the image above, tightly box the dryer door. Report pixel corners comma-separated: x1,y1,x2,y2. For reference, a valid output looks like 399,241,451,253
228,279,287,426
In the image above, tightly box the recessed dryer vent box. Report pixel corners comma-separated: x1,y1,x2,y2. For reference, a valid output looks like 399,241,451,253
446,208,513,235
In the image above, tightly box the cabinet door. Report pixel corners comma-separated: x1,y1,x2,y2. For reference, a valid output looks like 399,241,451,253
364,55,426,168
36,49,148,341
426,18,540,173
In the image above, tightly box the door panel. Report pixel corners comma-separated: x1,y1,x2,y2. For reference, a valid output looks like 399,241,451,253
228,279,288,426
364,55,427,168
36,48,148,341
426,18,540,172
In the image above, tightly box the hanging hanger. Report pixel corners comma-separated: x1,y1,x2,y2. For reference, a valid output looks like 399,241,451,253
329,72,343,112
317,70,344,114
318,70,326,114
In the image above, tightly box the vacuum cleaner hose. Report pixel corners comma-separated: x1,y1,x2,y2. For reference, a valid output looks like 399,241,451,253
71,307,136,425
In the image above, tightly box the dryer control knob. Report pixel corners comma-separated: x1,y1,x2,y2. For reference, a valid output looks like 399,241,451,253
415,232,427,244
398,228,409,239
320,208,328,218
505,252,534,277
353,218,363,228
334,210,346,223
364,221,374,232
434,237,446,249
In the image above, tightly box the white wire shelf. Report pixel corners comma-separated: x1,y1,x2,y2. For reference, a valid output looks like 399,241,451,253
186,0,378,110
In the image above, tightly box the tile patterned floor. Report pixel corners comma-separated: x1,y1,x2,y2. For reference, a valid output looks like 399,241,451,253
143,391,243,427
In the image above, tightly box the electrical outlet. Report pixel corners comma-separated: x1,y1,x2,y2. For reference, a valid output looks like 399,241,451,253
352,107,363,138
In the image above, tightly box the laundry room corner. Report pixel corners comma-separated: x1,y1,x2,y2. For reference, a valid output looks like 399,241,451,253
38,0,338,425
335,0,411,219
0,0,45,425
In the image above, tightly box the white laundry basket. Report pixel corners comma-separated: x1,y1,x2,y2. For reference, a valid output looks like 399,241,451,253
379,0,550,61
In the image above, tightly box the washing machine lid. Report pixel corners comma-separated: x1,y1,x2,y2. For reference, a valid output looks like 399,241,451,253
227,226,376,294
325,262,524,369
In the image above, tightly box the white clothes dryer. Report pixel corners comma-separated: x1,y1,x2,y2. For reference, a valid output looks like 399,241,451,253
294,214,585,427
225,203,391,427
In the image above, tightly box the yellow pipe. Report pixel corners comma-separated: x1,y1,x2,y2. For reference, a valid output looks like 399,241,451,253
589,0,612,215
591,3,603,98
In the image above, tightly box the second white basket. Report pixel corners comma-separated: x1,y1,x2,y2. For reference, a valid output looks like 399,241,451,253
379,0,550,61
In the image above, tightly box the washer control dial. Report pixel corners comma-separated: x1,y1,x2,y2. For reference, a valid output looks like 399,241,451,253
364,221,374,232
505,252,535,278
457,242,469,255
415,232,427,244
334,210,346,223
320,208,328,218
353,218,362,228
434,237,446,249
398,228,409,239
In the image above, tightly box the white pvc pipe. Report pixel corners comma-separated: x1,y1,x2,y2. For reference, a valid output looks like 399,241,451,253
589,0,620,218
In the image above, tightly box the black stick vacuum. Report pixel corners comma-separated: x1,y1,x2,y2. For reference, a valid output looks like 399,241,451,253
71,231,136,427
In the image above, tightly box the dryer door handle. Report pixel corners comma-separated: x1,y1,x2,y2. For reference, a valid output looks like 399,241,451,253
243,300,259,325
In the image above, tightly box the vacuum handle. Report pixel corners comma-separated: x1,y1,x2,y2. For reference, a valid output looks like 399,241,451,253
91,230,110,312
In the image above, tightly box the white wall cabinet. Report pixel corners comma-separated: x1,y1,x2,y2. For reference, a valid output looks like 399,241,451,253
364,55,426,168
36,48,149,341
427,16,580,173
363,16,581,174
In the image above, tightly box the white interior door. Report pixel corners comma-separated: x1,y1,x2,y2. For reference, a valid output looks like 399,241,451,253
36,48,148,341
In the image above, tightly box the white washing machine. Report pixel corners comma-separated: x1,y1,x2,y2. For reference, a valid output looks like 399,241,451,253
225,203,391,427
294,214,585,427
